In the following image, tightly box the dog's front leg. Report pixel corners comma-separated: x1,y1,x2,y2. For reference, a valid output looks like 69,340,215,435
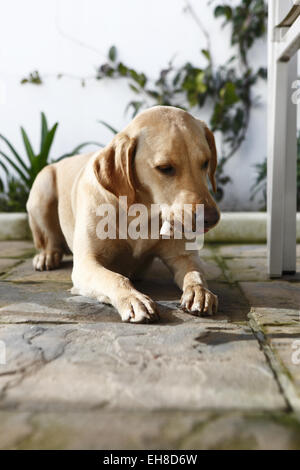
72,253,159,323
161,250,218,316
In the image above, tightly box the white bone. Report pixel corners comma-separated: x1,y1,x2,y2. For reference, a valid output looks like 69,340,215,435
160,220,172,236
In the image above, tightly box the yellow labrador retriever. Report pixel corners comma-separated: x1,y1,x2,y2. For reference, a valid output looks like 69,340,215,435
27,106,220,323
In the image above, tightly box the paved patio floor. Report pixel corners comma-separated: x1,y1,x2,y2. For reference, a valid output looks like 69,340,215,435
0,241,300,449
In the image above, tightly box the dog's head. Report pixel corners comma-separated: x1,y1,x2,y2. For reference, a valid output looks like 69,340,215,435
94,106,220,232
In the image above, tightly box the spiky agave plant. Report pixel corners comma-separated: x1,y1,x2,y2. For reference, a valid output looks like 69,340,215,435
0,112,102,211
0,112,60,190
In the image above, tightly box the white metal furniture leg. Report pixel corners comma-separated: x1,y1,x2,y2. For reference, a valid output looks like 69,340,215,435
282,54,297,273
267,0,296,277
267,0,277,277
267,58,289,277
267,0,287,277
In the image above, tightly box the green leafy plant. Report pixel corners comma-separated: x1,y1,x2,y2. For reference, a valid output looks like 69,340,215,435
0,112,102,211
0,177,29,213
20,70,43,85
0,112,59,190
95,1,267,200
250,134,300,211
250,158,267,209
20,0,268,201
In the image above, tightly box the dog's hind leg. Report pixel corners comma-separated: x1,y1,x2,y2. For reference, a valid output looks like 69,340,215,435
27,165,68,271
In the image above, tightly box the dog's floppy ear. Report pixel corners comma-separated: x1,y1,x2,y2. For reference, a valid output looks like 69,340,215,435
94,132,137,204
204,125,217,193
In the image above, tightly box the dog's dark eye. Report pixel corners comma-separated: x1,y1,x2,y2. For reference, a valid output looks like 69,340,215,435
202,160,209,170
156,165,175,176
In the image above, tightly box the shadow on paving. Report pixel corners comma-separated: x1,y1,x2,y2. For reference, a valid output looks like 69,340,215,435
1,254,251,326
196,330,255,346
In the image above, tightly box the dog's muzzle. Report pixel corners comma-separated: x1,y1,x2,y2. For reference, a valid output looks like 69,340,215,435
203,207,220,232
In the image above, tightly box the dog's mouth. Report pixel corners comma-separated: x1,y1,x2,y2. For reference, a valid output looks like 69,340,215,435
159,206,220,237
160,219,207,237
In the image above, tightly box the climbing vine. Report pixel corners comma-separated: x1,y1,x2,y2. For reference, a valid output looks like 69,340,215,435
21,0,268,201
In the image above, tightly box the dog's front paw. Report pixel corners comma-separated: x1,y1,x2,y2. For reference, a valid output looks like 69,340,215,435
117,292,159,324
180,285,218,316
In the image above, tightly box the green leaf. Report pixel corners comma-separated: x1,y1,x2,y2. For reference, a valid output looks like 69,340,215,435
0,150,30,186
201,49,210,61
0,160,8,175
98,120,119,135
117,63,128,76
129,69,146,87
147,90,160,99
214,5,232,19
0,133,29,174
108,45,117,62
187,90,198,107
172,71,182,87
129,83,140,93
214,6,224,17
220,82,240,105
39,123,58,169
21,127,36,166
40,112,48,152
233,108,244,133
195,71,207,93
0,176,29,212
20,71,43,85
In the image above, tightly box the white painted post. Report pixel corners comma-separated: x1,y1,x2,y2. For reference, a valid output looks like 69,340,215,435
267,0,287,276
267,0,277,276
267,0,297,277
282,54,297,273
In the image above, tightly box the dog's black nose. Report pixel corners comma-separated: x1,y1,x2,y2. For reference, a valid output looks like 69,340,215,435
204,207,220,229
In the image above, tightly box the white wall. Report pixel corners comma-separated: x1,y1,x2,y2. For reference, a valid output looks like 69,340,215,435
0,0,268,210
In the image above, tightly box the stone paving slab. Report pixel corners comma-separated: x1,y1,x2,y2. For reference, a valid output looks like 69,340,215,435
217,243,300,259
1,409,300,450
249,312,300,412
198,246,216,259
217,244,268,258
0,259,21,276
249,308,300,330
0,241,35,259
0,241,300,449
225,258,270,282
225,258,300,282
3,256,225,283
241,281,300,411
0,279,249,324
240,281,300,312
0,321,284,412
248,307,300,410
4,258,73,283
